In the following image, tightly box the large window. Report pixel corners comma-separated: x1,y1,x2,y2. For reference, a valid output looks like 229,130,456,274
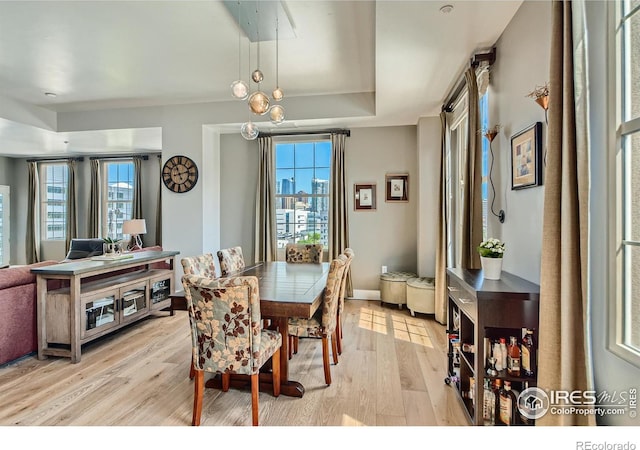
40,163,68,240
102,161,134,240
480,90,490,240
274,139,331,256
611,0,640,366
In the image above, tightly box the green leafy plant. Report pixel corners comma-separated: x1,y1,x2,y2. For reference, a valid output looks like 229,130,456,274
477,238,505,258
103,237,118,244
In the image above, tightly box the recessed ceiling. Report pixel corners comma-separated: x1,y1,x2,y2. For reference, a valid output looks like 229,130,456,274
0,0,523,157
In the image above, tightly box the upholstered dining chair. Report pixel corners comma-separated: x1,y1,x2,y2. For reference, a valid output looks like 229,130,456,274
285,243,323,263
217,246,246,277
180,254,219,380
336,248,354,355
287,255,347,386
181,274,282,426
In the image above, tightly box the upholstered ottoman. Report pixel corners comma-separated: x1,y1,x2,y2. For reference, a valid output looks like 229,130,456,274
406,277,435,316
379,271,417,309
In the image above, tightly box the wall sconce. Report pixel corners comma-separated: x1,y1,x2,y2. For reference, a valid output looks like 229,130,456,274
526,82,549,124
481,125,505,223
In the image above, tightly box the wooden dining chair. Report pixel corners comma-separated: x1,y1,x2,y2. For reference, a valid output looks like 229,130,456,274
336,248,354,355
217,246,246,276
285,243,323,263
181,274,282,426
180,254,219,380
287,255,348,386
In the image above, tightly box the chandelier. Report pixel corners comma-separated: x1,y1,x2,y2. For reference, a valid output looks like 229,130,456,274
231,1,285,140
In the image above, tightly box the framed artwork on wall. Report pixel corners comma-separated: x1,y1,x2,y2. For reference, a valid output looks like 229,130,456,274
511,122,543,190
385,173,409,202
354,183,376,211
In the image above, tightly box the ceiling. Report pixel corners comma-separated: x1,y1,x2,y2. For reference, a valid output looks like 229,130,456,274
0,0,523,158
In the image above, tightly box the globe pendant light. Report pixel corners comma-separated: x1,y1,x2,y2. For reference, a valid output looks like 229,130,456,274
231,1,248,100
272,15,284,102
249,90,270,115
270,104,285,124
241,121,259,140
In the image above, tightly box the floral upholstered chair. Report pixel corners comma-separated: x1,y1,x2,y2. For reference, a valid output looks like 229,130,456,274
181,275,282,426
217,246,246,276
336,248,354,355
285,243,324,263
287,255,347,385
180,254,219,380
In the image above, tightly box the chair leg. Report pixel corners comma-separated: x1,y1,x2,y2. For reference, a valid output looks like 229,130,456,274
322,335,332,386
288,335,293,360
293,336,299,354
336,313,343,355
272,348,281,397
192,370,204,426
331,331,339,365
251,373,259,426
222,372,230,392
189,360,195,380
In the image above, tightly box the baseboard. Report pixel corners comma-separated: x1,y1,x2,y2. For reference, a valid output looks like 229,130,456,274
351,289,380,300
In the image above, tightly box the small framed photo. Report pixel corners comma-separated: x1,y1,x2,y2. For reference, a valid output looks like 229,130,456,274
354,183,376,211
385,173,409,202
511,122,543,190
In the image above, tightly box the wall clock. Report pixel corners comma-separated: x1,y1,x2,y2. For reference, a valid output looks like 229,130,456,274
162,155,199,193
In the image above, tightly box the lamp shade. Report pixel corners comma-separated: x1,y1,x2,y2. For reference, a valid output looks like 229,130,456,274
123,219,147,235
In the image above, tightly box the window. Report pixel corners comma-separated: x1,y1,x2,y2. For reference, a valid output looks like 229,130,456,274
274,139,331,257
40,163,68,240
447,92,468,267
480,90,489,240
611,0,640,366
103,161,134,240
0,185,9,265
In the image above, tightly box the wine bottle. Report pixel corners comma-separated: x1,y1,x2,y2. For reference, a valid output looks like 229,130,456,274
507,336,521,377
521,329,535,377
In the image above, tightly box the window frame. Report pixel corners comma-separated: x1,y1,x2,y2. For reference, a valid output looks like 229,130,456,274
39,162,68,241
608,0,640,368
273,136,331,260
101,160,135,241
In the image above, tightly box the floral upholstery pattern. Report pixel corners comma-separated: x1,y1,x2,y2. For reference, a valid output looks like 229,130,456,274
181,274,282,376
217,246,246,277
181,253,218,279
288,255,348,338
338,248,354,316
285,243,324,263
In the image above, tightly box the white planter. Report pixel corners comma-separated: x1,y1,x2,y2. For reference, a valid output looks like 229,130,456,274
481,256,503,280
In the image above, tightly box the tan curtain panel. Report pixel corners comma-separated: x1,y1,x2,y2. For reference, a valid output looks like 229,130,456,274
65,159,78,253
26,161,40,264
329,132,352,297
254,136,276,262
156,155,162,246
461,67,483,269
88,159,101,238
536,0,594,426
434,111,449,325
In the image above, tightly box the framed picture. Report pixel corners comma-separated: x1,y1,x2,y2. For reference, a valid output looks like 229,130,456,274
511,122,543,190
354,183,376,211
385,173,409,202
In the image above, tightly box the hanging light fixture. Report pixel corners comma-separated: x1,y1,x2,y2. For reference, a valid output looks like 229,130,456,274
230,1,248,100
272,15,284,103
241,40,258,140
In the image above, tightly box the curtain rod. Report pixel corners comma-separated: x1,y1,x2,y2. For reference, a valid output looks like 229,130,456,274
442,47,496,113
89,154,152,161
258,128,350,138
26,156,84,163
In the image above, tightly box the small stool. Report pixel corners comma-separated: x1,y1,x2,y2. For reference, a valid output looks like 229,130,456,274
379,271,417,309
406,277,435,316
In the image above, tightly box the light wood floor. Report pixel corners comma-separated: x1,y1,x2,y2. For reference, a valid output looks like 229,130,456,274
0,299,468,427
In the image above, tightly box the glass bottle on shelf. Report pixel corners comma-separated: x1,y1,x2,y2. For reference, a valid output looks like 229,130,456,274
519,381,533,425
499,380,515,425
493,379,503,425
521,329,535,377
507,336,521,377
493,341,503,371
499,337,508,371
483,378,496,425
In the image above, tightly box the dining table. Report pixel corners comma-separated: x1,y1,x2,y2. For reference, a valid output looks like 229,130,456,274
203,260,330,398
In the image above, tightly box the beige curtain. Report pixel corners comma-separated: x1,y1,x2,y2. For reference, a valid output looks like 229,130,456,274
156,155,162,246
434,111,449,325
254,136,276,262
88,159,101,238
26,162,40,264
461,68,483,269
65,159,78,253
329,132,352,297
536,0,594,426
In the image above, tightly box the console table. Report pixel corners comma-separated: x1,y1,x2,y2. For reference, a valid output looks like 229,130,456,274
31,250,179,363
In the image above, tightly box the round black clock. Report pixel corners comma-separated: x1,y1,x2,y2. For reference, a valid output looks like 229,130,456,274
162,155,198,193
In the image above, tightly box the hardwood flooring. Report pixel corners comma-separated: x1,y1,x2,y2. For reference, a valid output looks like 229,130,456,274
0,299,468,427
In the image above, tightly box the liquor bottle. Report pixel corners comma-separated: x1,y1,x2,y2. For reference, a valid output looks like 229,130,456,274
499,337,508,371
507,336,521,377
521,329,535,377
499,380,519,425
483,378,496,425
493,341,503,371
493,379,503,425
519,381,533,425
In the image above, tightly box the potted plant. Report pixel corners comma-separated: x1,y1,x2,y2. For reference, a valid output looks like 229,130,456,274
477,238,505,280
103,237,119,256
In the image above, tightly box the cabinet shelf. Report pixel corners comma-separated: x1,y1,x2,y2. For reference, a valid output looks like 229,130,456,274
446,268,539,426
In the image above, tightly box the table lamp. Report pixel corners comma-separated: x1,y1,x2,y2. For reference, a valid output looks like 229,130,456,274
123,219,147,250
